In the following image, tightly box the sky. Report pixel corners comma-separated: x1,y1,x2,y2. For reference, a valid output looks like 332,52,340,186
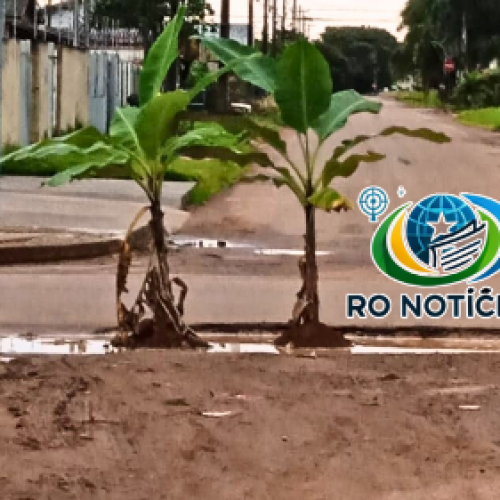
210,0,408,41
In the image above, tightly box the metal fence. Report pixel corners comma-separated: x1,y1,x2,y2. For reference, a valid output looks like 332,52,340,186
1,39,140,146
89,51,140,133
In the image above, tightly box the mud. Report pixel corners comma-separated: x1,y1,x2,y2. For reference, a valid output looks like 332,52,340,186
1,352,500,499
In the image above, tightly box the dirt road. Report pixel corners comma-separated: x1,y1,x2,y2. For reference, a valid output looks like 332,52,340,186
2,351,500,500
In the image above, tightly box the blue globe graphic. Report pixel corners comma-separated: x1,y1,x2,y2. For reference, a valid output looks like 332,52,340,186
406,194,478,266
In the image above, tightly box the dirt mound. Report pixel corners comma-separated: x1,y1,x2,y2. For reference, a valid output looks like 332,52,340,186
2,351,500,499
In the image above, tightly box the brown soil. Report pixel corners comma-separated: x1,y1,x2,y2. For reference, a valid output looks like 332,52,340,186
1,351,500,499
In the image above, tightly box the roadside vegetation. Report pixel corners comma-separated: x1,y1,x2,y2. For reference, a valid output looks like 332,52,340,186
392,75,500,131
392,90,443,109
457,108,500,131
393,0,500,130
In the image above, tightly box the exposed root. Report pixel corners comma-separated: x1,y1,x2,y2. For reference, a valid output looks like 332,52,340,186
113,206,208,350
284,255,350,348
291,256,313,326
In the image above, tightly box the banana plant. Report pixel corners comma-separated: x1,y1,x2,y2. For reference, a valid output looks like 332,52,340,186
1,7,258,349
201,36,451,337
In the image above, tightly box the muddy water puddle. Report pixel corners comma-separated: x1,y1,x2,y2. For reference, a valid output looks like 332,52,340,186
350,337,500,354
170,237,333,257
0,336,113,356
1,335,500,359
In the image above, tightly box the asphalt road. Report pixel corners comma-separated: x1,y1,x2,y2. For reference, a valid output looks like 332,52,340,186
3,98,500,333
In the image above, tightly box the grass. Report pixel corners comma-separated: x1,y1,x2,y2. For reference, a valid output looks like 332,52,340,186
457,108,500,131
392,90,444,109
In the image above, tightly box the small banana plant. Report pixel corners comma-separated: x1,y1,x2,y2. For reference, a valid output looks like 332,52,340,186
1,7,260,349
201,36,451,341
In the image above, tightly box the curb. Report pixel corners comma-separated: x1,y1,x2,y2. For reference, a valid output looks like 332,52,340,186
0,237,123,265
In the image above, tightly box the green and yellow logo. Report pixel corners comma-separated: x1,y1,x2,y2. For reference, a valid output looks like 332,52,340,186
372,193,500,287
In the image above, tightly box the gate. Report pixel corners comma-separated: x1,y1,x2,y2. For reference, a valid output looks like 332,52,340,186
89,51,140,133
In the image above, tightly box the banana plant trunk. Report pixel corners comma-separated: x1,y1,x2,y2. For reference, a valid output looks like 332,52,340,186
303,204,320,324
150,201,168,265
149,200,185,347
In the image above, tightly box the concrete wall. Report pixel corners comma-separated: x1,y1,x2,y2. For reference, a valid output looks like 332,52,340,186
1,40,138,145
1,40,22,145
57,46,89,132
31,42,50,142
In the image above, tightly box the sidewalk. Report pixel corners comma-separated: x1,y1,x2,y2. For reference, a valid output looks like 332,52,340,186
0,177,194,263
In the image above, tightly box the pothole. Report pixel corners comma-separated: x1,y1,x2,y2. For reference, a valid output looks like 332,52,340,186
170,237,253,250
208,343,279,354
2,335,500,360
170,237,333,257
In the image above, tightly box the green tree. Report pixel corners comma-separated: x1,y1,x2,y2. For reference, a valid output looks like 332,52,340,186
316,27,398,93
201,36,450,346
399,0,500,85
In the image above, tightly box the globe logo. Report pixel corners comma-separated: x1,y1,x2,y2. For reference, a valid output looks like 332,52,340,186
405,194,486,275
370,192,500,287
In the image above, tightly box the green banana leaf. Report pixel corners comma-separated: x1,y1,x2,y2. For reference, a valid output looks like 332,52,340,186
199,37,277,94
274,40,332,133
135,90,191,159
312,91,382,142
139,5,185,104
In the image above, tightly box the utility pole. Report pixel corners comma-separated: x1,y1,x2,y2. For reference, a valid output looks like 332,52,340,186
262,0,269,54
58,0,62,44
83,0,90,48
221,0,230,39
292,0,297,34
248,0,254,46
47,0,52,28
73,0,79,47
216,0,230,112
273,0,278,55
33,0,37,39
166,0,179,92
281,0,286,44
462,10,468,72
0,0,6,156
